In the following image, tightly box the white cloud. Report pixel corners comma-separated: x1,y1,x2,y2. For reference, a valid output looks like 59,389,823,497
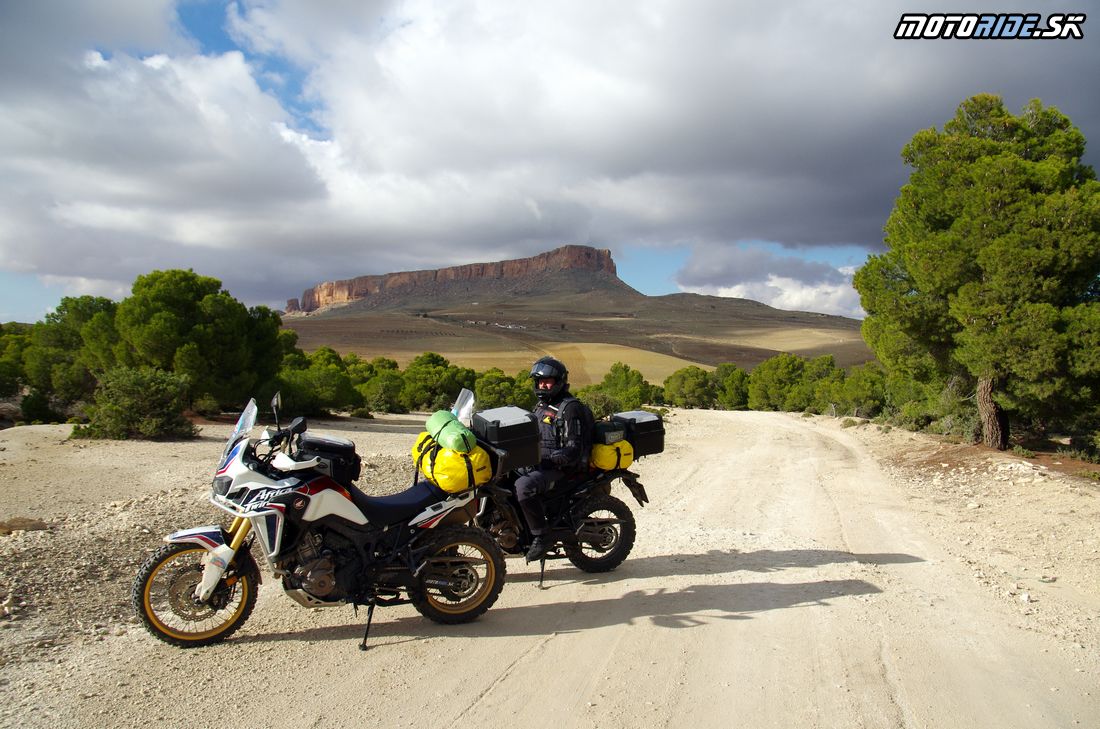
39,274,131,301
682,276,865,319
675,245,865,318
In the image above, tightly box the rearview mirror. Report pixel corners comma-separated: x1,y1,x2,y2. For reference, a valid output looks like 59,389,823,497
271,391,283,430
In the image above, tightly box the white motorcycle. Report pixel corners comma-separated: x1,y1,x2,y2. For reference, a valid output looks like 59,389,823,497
131,391,505,650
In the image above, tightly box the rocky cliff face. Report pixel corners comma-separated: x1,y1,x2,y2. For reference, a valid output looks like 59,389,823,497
287,245,618,313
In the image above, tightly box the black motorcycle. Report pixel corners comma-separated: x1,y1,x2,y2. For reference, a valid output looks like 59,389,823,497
476,466,650,583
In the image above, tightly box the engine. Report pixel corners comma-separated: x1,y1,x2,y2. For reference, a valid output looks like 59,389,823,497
488,513,521,551
285,529,359,601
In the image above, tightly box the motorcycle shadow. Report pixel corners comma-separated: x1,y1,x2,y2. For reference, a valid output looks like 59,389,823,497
232,548,916,646
395,577,884,639
234,576,884,646
233,621,414,646
505,548,924,586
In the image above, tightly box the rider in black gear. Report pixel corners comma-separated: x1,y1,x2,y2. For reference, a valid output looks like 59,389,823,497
515,356,590,562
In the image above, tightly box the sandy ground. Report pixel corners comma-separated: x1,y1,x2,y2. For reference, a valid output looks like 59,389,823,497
0,410,1097,728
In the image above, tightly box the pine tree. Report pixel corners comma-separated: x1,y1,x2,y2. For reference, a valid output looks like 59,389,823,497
855,95,1100,448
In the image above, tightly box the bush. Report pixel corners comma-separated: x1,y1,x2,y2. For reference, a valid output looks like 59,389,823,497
349,407,373,419
1056,447,1100,464
578,389,620,420
73,367,197,440
1068,431,1100,457
1011,445,1036,458
747,354,805,411
474,368,518,410
582,362,656,412
712,363,749,410
191,393,222,416
664,366,716,409
358,371,406,413
20,390,61,423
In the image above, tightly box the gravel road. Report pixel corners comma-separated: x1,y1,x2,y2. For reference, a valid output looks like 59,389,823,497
0,411,1097,728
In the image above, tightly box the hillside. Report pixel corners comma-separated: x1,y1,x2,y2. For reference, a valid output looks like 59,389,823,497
282,246,872,385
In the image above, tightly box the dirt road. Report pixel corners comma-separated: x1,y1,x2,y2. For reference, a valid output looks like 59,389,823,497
1,411,1097,728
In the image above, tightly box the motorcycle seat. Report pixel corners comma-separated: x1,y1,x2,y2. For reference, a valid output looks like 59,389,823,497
346,479,449,526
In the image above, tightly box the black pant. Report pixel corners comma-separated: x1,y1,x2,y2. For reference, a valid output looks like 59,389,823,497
514,468,562,536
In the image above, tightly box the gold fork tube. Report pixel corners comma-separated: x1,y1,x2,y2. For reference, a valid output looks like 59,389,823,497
229,519,252,551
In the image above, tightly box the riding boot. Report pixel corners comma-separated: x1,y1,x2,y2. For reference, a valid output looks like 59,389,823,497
526,534,550,563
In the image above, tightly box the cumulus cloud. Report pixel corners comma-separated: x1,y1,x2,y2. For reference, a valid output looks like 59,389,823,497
0,0,1097,317
676,246,863,318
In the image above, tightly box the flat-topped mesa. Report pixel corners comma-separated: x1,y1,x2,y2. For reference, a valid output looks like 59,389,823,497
290,245,617,313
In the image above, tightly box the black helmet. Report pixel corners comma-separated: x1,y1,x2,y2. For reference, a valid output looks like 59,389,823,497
530,356,568,403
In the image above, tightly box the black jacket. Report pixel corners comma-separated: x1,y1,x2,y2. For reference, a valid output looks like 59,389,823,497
533,392,588,470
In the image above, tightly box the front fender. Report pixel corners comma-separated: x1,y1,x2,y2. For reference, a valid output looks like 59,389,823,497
164,525,227,550
164,525,262,595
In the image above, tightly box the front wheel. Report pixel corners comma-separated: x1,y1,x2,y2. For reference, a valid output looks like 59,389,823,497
565,494,636,573
410,526,505,624
131,543,259,648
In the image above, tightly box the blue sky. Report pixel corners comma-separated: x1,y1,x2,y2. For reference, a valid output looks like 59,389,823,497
2,1,1098,323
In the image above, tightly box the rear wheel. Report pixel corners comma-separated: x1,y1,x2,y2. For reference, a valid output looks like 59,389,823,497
132,543,258,648
565,494,636,573
410,526,505,624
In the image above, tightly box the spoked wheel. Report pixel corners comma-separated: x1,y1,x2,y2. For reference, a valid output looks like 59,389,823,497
132,543,258,648
565,494,636,573
411,526,505,624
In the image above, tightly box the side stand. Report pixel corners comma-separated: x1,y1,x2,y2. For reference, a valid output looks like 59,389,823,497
358,599,377,651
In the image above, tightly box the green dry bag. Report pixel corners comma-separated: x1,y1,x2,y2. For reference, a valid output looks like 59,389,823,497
425,410,476,453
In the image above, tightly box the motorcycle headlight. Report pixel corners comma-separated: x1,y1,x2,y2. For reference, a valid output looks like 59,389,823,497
212,476,232,496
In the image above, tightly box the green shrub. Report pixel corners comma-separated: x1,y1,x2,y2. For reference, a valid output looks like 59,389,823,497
841,418,859,428
1011,445,1036,458
349,407,373,419
578,389,621,420
20,390,60,423
664,366,716,409
1056,447,1100,464
191,393,222,416
474,368,518,410
747,353,805,411
583,363,657,412
73,367,197,440
358,371,406,413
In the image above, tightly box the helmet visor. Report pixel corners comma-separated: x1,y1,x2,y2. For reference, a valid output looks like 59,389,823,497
530,362,560,379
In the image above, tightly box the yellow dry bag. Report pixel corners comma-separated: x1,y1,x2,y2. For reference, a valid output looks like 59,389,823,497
411,431,492,493
590,440,634,471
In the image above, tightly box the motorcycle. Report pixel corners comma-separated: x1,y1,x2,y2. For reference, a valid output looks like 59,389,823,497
476,461,651,585
132,392,505,650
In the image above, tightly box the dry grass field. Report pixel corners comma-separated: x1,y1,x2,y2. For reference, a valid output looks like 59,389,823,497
282,282,873,383
284,311,714,385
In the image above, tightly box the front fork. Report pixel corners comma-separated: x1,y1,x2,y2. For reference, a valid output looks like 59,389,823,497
165,517,253,602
